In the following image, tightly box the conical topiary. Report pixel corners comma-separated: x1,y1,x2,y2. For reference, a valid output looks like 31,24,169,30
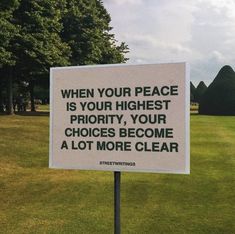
195,81,207,103
190,82,196,102
199,65,235,115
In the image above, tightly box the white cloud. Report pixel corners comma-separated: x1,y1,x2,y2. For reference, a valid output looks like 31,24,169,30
103,0,235,84
105,0,143,5
212,51,226,63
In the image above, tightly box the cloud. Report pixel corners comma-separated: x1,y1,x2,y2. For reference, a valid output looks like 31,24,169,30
104,0,143,5
103,0,235,84
212,51,226,63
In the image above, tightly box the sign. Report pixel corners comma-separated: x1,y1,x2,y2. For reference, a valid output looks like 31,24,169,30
50,62,190,174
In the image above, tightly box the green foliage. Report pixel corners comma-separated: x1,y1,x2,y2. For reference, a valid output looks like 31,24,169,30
0,115,234,233
199,65,235,115
61,0,128,65
0,0,129,71
13,0,71,73
0,0,19,66
195,81,207,103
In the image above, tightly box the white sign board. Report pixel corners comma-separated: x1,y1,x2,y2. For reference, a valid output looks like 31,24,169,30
50,63,190,174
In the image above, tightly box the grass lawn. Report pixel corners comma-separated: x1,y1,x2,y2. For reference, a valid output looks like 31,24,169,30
0,114,234,233
37,104,50,112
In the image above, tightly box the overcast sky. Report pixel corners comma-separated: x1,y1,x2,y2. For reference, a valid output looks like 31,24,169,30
103,0,235,86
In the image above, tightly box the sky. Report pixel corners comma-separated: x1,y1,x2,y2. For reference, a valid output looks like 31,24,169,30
103,0,235,86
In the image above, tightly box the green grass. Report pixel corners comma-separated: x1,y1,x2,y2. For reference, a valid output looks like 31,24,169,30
0,114,234,233
37,104,50,112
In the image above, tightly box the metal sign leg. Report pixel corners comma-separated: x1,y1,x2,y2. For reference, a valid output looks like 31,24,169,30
114,171,121,234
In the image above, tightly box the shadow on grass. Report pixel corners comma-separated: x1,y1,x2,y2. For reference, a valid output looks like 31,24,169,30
16,111,49,116
0,111,49,116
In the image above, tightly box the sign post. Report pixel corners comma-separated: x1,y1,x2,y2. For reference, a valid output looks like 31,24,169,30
114,171,121,234
50,62,190,233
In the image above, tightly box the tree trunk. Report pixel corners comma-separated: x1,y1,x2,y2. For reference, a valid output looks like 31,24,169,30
30,78,36,112
0,79,4,113
6,69,14,115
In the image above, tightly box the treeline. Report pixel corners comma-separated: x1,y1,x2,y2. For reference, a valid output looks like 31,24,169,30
0,0,128,114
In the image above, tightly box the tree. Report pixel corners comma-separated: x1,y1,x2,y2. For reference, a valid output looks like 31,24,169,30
195,81,207,103
12,0,71,111
61,0,128,65
199,65,235,115
1,0,129,114
0,0,19,114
